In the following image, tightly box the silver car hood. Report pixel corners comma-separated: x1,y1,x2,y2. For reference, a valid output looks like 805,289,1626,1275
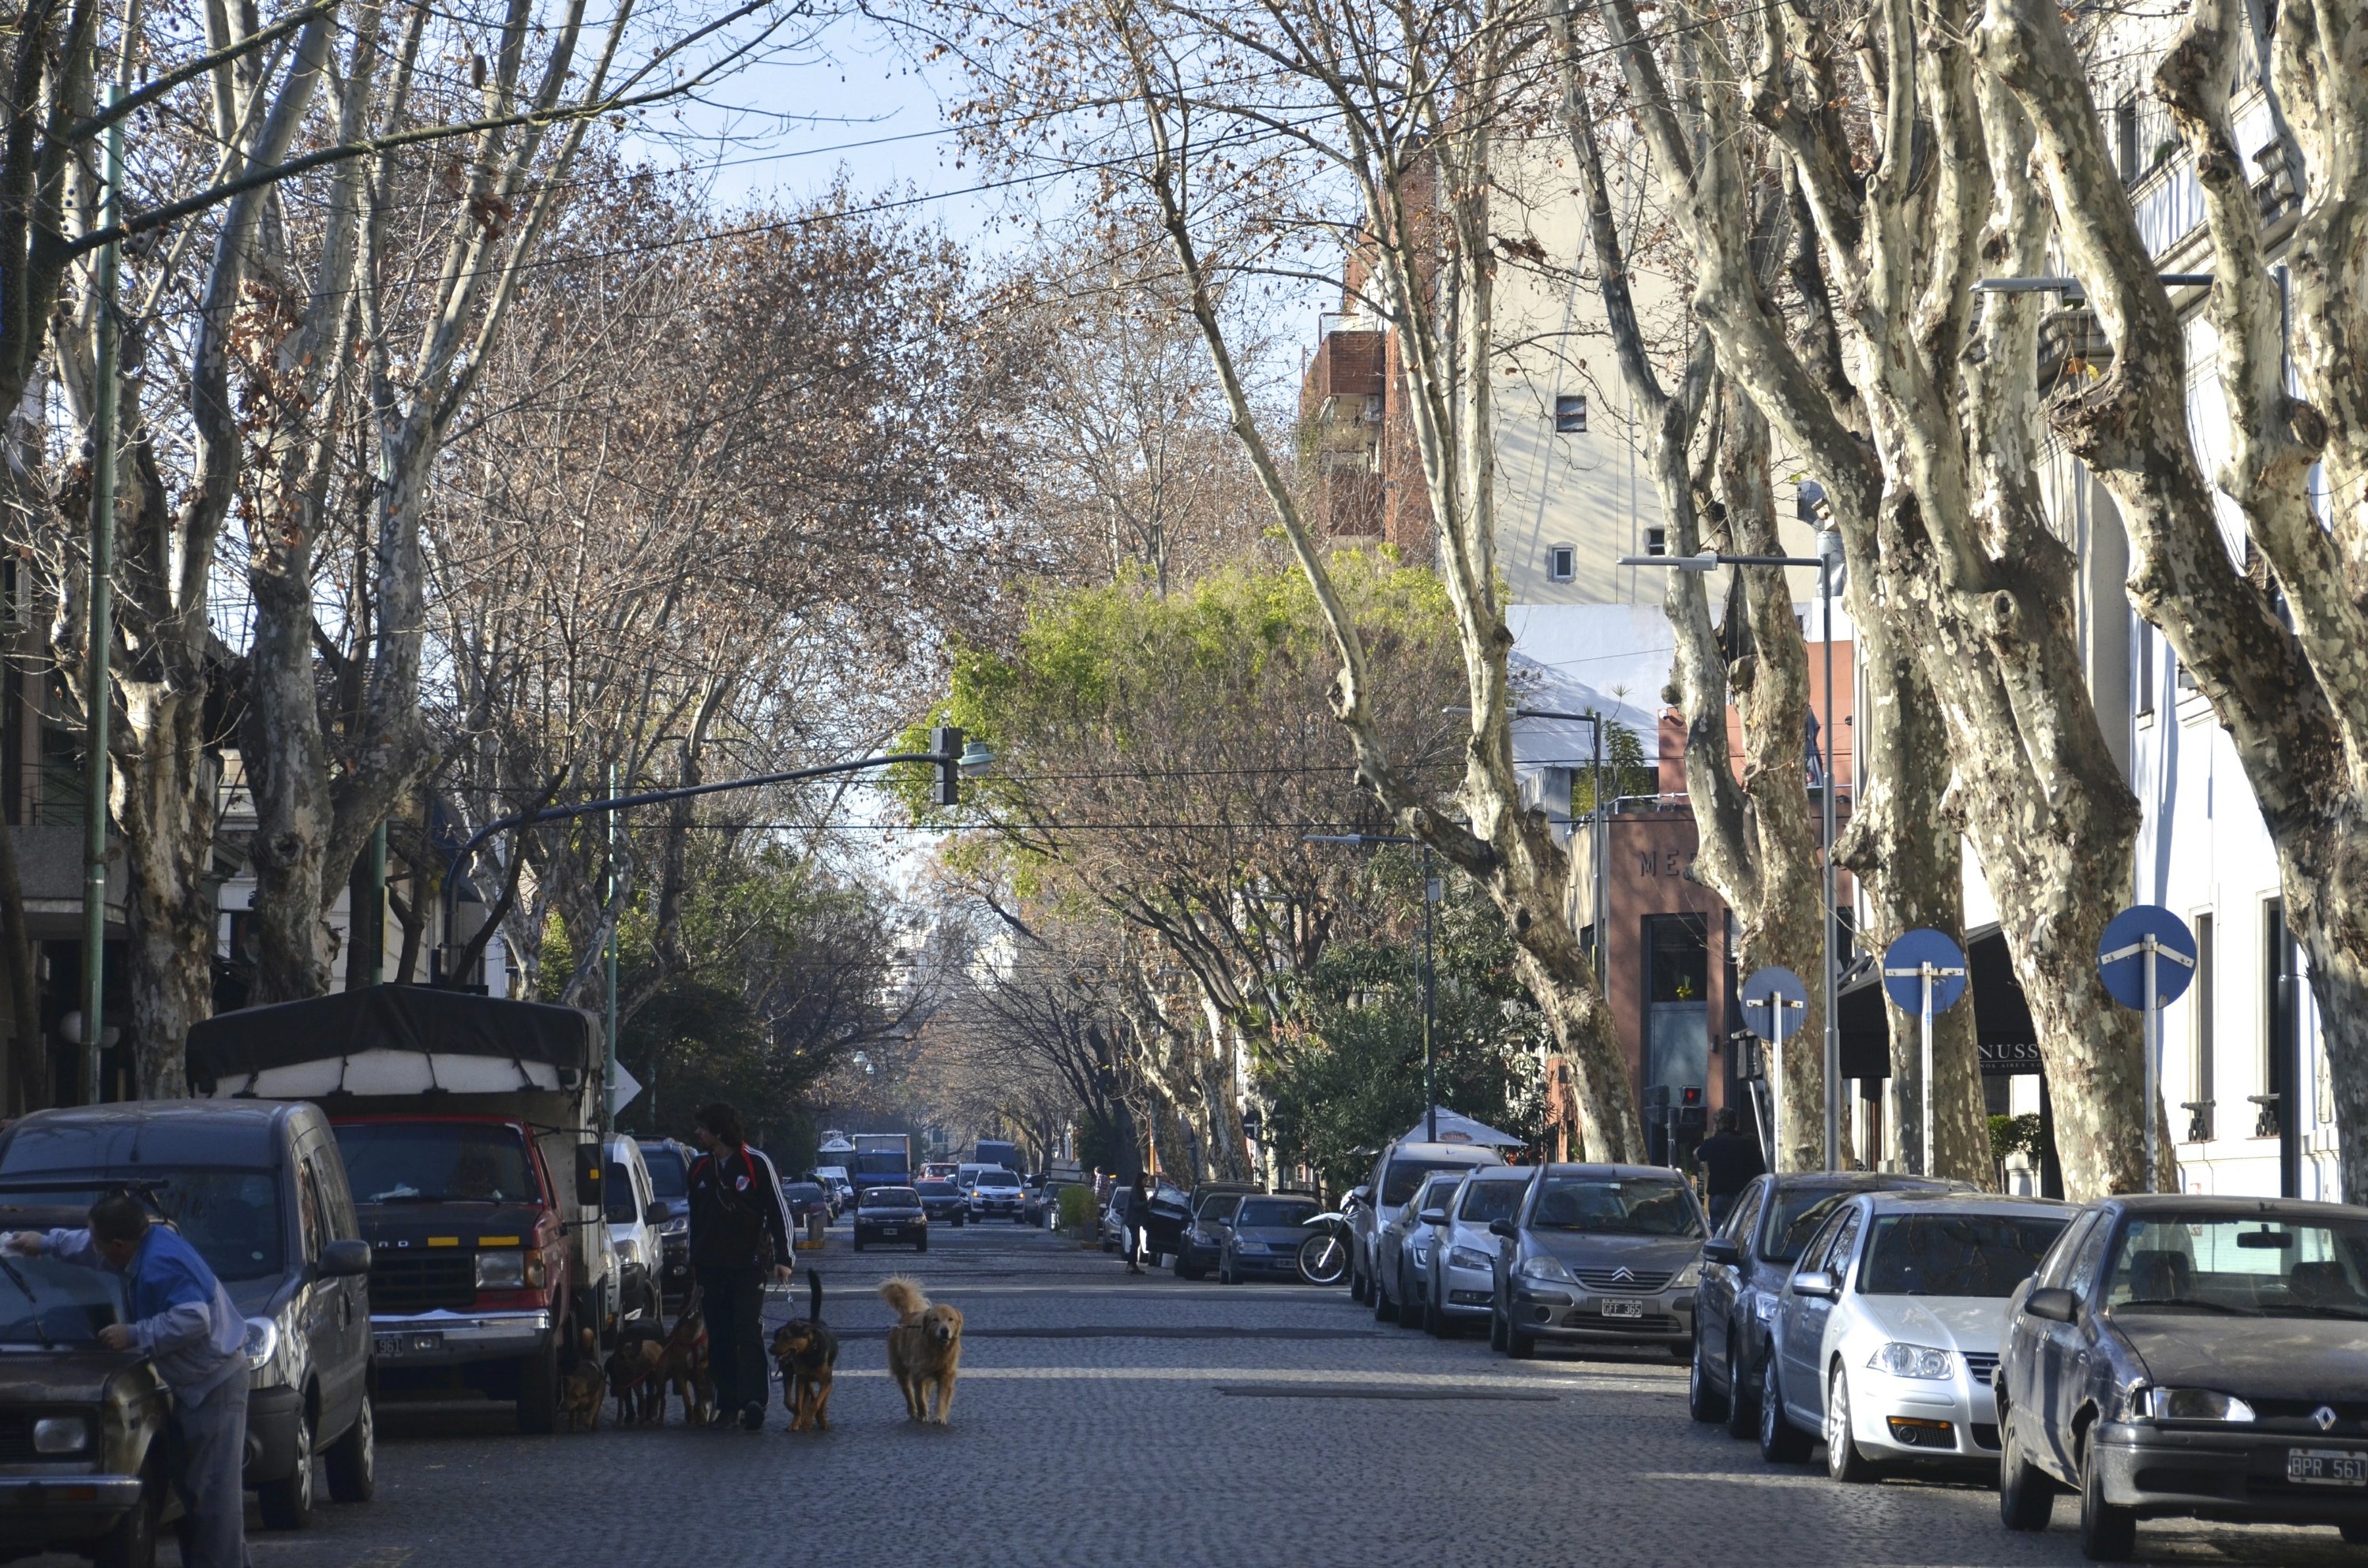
1851,1293,2015,1354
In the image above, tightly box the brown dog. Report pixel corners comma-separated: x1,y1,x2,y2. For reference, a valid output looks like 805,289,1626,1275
880,1278,962,1426
561,1327,605,1432
661,1302,714,1426
608,1322,667,1426
771,1272,839,1431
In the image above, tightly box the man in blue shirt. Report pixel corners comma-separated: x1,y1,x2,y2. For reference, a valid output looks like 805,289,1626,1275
5,1192,251,1567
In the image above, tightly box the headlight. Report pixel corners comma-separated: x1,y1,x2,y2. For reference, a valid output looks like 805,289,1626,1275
1671,1261,1702,1289
475,1249,527,1289
613,1238,640,1268
2138,1387,2256,1423
1516,1255,1576,1284
242,1315,280,1372
1449,1246,1490,1270
1755,1295,1777,1323
32,1416,90,1455
660,1216,688,1237
1867,1342,1954,1380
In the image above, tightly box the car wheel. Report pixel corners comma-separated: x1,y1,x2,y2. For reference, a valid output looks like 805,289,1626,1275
1351,1260,1370,1304
325,1392,376,1503
1758,1355,1811,1463
1688,1333,1728,1424
1425,1280,1451,1338
1399,1265,1426,1331
1999,1412,2055,1532
92,1456,159,1568
1722,1329,1758,1439
916,1235,928,1252
257,1405,317,1529
2078,1435,2138,1561
2340,1522,2368,1546
853,1237,866,1252
1373,1267,1398,1323
1507,1319,1538,1359
1489,1299,1509,1353
1825,1367,1879,1482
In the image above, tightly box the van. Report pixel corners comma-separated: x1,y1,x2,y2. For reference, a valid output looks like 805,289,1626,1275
1351,1140,1505,1313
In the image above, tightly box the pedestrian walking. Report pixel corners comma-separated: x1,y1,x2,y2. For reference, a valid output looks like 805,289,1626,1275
5,1192,252,1566
1122,1170,1149,1274
1693,1107,1767,1227
686,1102,794,1431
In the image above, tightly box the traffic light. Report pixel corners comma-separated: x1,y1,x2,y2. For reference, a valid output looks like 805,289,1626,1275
929,726,965,807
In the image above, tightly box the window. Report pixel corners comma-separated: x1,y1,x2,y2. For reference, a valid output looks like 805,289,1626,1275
2116,99,2140,185
1644,525,1668,556
1547,544,1576,582
2188,911,2215,1142
1553,394,1587,433
2134,612,2155,717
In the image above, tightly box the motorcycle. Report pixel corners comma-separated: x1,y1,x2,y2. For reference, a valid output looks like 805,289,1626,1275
1295,1209,1354,1287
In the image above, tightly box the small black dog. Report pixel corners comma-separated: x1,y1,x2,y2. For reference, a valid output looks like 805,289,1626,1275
770,1272,839,1431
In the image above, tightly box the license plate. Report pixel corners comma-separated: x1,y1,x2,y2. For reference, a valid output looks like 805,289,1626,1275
880,1226,901,1237
2287,1449,2368,1487
1599,1299,1644,1319
375,1330,442,1358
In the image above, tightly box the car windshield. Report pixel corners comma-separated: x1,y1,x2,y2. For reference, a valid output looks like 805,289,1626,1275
982,1170,1020,1188
0,1254,124,1346
916,1181,957,1197
855,1152,906,1176
4,1173,288,1283
1765,1188,1854,1263
1195,1190,1248,1218
1530,1176,1701,1237
782,1184,824,1204
1411,1178,1464,1215
1238,1199,1318,1227
860,1188,918,1208
1858,1212,2070,1297
334,1122,539,1207
1459,1179,1527,1223
2101,1214,2368,1319
1382,1159,1481,1207
640,1148,688,1200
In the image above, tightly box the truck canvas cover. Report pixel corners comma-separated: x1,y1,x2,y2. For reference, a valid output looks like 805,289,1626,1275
187,987,599,1099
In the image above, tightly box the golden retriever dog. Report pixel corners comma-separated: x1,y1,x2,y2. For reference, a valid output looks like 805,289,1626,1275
879,1278,963,1425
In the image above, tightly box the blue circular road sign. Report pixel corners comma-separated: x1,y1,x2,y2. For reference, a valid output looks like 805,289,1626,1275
1740,965,1808,1042
2096,904,2198,1009
1882,929,1969,1015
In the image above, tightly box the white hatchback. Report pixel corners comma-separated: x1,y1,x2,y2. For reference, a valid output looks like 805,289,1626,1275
1760,1192,2074,1480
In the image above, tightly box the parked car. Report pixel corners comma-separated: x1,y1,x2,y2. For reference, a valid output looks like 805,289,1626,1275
1350,1140,1505,1306
1218,1193,1324,1284
1691,1171,1969,1433
1755,1192,2072,1480
780,1181,831,1230
1101,1181,1187,1263
1995,1194,2368,1560
1175,1182,1259,1280
1374,1170,1477,1328
813,1166,853,1218
921,1162,961,1183
969,1168,1028,1222
851,1186,929,1252
602,1135,666,1327
915,1179,969,1226
0,1101,377,1532
1021,1176,1052,1226
0,1199,182,1565
1488,1162,1707,1358
636,1137,695,1310
1422,1167,1535,1335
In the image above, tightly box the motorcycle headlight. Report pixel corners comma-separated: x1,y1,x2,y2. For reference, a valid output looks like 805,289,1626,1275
1671,1261,1702,1290
475,1249,527,1289
1516,1255,1576,1284
1449,1246,1491,1271
242,1315,280,1372
2138,1387,2255,1424
1867,1342,1954,1380
32,1416,90,1454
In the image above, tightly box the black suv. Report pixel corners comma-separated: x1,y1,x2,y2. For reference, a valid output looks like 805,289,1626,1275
0,1101,378,1532
1688,1170,1968,1432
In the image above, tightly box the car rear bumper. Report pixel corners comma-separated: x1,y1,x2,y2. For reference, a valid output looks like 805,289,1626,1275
1511,1286,1694,1342
370,1308,553,1367
2094,1423,2368,1524
0,1473,145,1536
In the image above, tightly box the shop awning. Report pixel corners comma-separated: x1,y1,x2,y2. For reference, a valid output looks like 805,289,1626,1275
1836,922,2040,1079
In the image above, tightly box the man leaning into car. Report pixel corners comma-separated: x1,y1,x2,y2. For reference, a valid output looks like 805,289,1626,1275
5,1191,252,1567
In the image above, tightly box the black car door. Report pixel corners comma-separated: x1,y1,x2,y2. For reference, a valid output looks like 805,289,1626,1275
2039,1211,2117,1476
304,1132,369,1431
2004,1209,2093,1448
1702,1178,1766,1385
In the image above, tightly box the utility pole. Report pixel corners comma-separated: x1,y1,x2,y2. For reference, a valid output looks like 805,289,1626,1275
80,78,126,1106
603,762,618,1138
1422,845,1437,1144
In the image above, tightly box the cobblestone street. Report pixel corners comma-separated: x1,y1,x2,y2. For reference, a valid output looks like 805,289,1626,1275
21,1218,2354,1568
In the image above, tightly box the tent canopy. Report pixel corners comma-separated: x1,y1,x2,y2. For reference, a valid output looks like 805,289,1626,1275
1399,1107,1526,1149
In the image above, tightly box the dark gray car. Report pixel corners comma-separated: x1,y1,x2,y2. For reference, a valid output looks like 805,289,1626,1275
1690,1171,1969,1434
1995,1194,2368,1561
1487,1163,1707,1358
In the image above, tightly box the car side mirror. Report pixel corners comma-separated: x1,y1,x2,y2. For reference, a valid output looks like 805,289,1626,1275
645,1203,668,1226
1418,1208,1448,1227
1349,1185,1372,1207
1791,1270,1838,1300
1488,1219,1516,1240
2025,1286,2078,1323
317,1239,372,1279
1702,1237,1741,1267
575,1145,605,1210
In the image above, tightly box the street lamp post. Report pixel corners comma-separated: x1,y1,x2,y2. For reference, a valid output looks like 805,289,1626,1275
1619,544,1845,1172
1306,833,1438,1142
